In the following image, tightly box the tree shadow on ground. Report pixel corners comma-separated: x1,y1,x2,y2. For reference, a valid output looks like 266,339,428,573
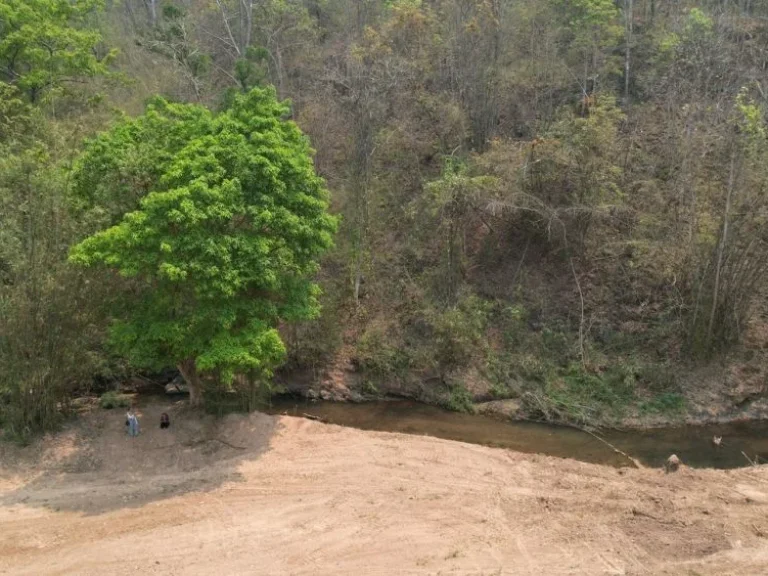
0,396,279,516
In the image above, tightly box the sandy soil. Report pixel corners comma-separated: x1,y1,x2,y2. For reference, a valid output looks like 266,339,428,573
2,401,768,576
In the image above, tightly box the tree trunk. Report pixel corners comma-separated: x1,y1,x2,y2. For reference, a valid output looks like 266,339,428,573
624,0,633,104
275,43,284,97
353,249,363,304
239,0,253,54
215,0,242,56
707,148,737,347
582,49,589,114
178,358,203,408
124,0,137,29
144,0,158,28
570,257,587,368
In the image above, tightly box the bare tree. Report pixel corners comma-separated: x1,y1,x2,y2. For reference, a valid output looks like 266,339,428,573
624,0,633,103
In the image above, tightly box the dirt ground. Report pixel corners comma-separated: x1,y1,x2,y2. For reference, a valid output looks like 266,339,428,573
2,400,768,575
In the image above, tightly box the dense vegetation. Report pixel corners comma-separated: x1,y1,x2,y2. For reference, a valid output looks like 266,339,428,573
70,89,337,408
3,0,768,438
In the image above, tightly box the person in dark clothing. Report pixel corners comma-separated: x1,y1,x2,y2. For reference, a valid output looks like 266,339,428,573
160,412,170,429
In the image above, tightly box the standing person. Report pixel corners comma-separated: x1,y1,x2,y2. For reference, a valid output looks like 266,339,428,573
126,409,140,437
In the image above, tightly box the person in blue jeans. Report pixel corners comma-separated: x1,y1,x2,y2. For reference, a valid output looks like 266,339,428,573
126,409,140,437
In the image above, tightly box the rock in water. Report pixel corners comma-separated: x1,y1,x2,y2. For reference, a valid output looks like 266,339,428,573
665,454,681,473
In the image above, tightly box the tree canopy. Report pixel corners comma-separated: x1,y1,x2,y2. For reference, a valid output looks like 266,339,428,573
0,0,112,102
69,87,337,406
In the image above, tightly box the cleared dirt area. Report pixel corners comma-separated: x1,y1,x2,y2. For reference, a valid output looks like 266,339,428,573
1,401,768,575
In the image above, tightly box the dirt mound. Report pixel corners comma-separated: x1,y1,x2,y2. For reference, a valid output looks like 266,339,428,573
2,400,768,575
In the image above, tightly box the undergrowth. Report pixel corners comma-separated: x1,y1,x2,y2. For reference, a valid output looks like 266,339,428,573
441,383,475,413
349,294,691,425
99,391,132,410
638,392,686,416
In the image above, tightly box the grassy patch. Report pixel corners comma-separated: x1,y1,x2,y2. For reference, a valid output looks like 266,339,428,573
638,392,686,416
523,363,637,425
98,391,132,410
636,363,677,393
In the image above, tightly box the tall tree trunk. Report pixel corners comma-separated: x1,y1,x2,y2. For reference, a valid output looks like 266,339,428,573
350,18,374,307
239,0,253,54
352,172,369,306
570,257,587,369
624,0,633,104
215,0,242,56
178,358,203,408
144,0,158,28
582,49,589,114
275,44,284,97
124,0,138,29
707,148,737,346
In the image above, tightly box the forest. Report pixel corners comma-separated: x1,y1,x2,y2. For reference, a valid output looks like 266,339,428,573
2,0,768,439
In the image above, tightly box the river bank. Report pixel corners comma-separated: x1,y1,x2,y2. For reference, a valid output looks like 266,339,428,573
2,399,768,575
276,364,768,430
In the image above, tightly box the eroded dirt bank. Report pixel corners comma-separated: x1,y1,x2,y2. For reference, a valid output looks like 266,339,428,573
2,402,768,575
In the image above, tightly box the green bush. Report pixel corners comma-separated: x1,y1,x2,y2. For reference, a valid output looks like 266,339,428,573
486,352,518,398
497,304,527,347
639,392,686,415
540,328,572,363
524,363,637,424
637,363,677,393
99,391,131,410
441,383,475,413
361,380,380,395
355,329,410,381
426,294,490,372
562,364,636,410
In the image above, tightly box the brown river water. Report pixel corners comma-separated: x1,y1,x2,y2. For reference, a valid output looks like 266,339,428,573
266,398,768,469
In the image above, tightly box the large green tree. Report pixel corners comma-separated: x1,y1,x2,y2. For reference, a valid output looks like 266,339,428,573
0,0,112,102
70,87,337,407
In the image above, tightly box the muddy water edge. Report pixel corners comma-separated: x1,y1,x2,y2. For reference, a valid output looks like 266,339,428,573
265,398,768,469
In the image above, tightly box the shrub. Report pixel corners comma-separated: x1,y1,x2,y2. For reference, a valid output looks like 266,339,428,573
425,294,490,373
523,363,637,424
637,363,677,393
639,392,686,415
441,383,475,413
99,391,131,409
355,329,410,382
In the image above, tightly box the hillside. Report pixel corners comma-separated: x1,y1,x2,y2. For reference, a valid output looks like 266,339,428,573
3,1,768,435
2,401,768,575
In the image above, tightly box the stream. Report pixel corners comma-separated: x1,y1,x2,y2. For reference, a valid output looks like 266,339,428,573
266,398,768,469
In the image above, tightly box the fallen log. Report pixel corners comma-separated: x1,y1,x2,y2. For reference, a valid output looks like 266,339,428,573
302,413,329,424
579,427,644,469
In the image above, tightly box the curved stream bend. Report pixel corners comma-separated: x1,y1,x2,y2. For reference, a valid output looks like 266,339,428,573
267,399,768,469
